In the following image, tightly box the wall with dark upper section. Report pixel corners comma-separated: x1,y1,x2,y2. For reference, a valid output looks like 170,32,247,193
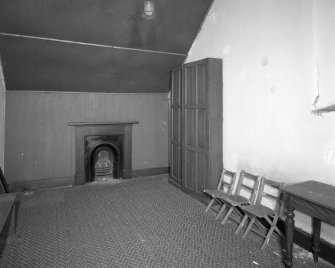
4,91,169,184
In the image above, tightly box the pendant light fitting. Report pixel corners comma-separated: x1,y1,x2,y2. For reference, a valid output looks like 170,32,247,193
141,0,156,20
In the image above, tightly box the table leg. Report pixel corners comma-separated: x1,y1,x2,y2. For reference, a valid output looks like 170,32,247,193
312,217,321,262
284,195,295,268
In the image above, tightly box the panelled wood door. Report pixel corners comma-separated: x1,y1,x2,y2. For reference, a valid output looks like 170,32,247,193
169,68,182,186
169,58,222,199
182,61,209,195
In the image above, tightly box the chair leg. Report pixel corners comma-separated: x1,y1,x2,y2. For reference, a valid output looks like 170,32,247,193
205,198,215,213
274,226,284,238
221,206,234,225
264,216,284,238
235,214,249,235
261,223,276,250
242,216,256,238
215,203,226,220
260,216,283,250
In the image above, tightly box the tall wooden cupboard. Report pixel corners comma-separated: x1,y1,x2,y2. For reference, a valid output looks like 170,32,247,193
169,58,223,199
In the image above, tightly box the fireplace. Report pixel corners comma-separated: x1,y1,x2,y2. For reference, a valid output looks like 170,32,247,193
85,135,123,182
69,121,138,185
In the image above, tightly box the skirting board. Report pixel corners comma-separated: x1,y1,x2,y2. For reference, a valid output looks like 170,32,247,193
168,178,181,189
10,167,169,192
131,167,168,178
10,177,74,192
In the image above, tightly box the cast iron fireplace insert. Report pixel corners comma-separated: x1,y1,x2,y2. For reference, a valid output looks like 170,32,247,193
85,135,123,182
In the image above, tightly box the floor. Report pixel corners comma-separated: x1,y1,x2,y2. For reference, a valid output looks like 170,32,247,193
291,244,334,268
0,174,333,268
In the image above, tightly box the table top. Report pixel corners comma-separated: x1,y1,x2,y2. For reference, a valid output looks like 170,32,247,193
283,180,335,211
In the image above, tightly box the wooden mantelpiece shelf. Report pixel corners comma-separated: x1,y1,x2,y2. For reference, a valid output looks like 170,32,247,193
68,121,139,126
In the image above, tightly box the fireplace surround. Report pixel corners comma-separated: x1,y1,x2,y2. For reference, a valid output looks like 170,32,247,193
69,121,138,185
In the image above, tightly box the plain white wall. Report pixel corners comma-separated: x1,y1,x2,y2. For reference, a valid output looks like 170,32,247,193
313,0,335,108
186,0,335,243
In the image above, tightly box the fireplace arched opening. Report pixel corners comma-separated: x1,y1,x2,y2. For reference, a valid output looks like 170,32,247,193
84,135,123,183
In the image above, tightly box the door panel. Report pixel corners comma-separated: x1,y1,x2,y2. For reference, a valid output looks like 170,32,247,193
196,152,207,193
169,68,182,185
185,109,196,148
171,144,180,180
185,66,196,105
172,70,181,105
171,109,180,142
197,109,206,149
184,149,196,190
181,63,208,195
197,64,207,105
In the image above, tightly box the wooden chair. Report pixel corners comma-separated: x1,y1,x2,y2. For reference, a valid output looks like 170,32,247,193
217,170,261,224
234,178,285,250
203,168,237,213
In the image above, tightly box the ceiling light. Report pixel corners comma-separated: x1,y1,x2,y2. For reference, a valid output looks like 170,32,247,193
141,0,156,20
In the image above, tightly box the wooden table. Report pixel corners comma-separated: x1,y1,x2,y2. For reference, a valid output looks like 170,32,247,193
282,180,335,267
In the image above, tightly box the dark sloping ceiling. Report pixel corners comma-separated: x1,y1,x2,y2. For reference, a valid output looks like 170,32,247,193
0,0,212,93
0,36,184,93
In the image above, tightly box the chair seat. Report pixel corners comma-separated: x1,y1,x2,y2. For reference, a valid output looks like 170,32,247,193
221,194,250,206
243,204,275,218
203,189,226,198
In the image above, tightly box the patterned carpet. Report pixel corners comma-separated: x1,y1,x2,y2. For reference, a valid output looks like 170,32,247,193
0,175,285,268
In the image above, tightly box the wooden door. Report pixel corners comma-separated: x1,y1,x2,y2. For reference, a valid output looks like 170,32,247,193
182,61,208,196
169,68,182,186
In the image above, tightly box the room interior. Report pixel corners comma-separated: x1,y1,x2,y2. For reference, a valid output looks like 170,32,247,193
0,0,335,266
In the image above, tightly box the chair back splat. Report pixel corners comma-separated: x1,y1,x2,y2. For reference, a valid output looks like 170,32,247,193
257,178,284,214
203,168,237,214
234,177,285,250
234,170,261,205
